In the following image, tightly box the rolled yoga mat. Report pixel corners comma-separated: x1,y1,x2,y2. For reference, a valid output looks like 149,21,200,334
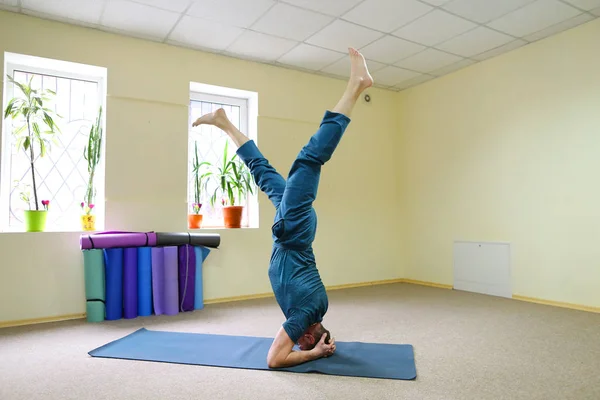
88,328,417,380
178,245,196,312
155,232,220,249
83,249,106,322
80,231,157,250
123,248,138,319
104,248,124,321
151,247,165,316
163,247,179,316
137,247,153,317
194,246,211,310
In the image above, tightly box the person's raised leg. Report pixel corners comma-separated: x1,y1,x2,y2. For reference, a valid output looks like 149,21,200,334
276,48,373,243
192,109,286,209
332,47,374,118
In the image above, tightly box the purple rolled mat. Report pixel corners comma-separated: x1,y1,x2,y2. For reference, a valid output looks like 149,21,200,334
80,231,157,250
178,245,196,312
151,247,165,315
123,248,138,319
163,246,179,316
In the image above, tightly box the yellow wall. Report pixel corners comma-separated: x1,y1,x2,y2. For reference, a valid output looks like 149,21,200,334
0,11,403,323
398,18,600,308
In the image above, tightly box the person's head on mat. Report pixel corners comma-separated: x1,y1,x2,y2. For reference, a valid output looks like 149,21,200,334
297,323,331,351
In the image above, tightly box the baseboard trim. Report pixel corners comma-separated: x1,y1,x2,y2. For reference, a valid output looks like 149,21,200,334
402,278,453,290
512,295,600,314
0,313,86,329
203,278,405,305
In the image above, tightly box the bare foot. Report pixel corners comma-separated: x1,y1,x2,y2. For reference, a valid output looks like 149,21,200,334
192,108,229,129
349,47,374,91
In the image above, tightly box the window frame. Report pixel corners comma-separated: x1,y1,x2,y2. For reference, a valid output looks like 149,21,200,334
1,53,107,232
188,83,259,229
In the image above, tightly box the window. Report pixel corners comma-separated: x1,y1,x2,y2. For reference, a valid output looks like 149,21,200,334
1,53,107,232
188,82,258,229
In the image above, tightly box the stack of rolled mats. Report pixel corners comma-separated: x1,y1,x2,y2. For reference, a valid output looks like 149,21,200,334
81,231,220,322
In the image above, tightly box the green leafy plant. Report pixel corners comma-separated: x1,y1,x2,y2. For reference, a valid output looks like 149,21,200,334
207,140,255,207
82,106,103,215
3,74,61,211
190,141,211,214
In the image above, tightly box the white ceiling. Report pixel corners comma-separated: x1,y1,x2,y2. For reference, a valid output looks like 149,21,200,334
1,0,598,91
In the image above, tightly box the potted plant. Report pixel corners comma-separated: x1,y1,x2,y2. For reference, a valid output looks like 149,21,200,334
81,106,103,231
3,74,61,232
188,141,210,229
208,140,256,228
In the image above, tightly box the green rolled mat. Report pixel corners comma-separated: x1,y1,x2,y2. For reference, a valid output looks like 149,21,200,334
83,249,106,322
86,301,105,323
83,249,106,301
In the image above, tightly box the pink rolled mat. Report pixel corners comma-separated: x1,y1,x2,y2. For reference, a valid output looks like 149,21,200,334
151,247,165,316
80,231,157,250
163,247,179,316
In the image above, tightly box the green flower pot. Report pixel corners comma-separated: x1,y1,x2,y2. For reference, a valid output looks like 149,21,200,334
24,210,47,232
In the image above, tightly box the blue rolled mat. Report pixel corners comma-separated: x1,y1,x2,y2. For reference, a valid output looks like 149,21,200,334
103,248,124,321
178,245,195,312
123,248,138,319
163,247,179,316
137,247,153,317
193,246,210,310
151,247,165,316
88,328,417,380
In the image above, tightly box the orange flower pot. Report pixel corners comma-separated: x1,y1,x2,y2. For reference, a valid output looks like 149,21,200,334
188,214,203,229
223,206,243,228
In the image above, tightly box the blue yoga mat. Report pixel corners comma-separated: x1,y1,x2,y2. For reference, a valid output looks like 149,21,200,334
103,248,123,321
137,247,152,317
194,246,210,310
88,328,416,380
123,248,138,319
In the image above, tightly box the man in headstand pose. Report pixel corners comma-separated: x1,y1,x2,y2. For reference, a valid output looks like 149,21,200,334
192,48,373,368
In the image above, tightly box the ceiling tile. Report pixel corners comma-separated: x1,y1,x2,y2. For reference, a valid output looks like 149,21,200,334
130,0,191,13
21,0,105,25
487,0,582,37
102,0,180,39
342,0,434,33
394,74,436,90
395,48,464,73
591,6,600,15
471,39,528,61
393,9,477,46
523,12,594,41
168,15,244,51
371,65,421,86
225,30,298,62
360,35,426,64
277,44,345,71
320,56,386,78
279,0,364,16
420,0,452,5
305,19,385,53
442,0,536,24
562,0,600,10
436,26,514,57
187,0,275,29
429,58,475,76
251,3,333,41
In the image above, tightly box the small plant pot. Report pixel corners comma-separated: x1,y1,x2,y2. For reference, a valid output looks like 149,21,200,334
188,214,203,229
81,214,96,231
24,210,47,232
223,206,243,228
